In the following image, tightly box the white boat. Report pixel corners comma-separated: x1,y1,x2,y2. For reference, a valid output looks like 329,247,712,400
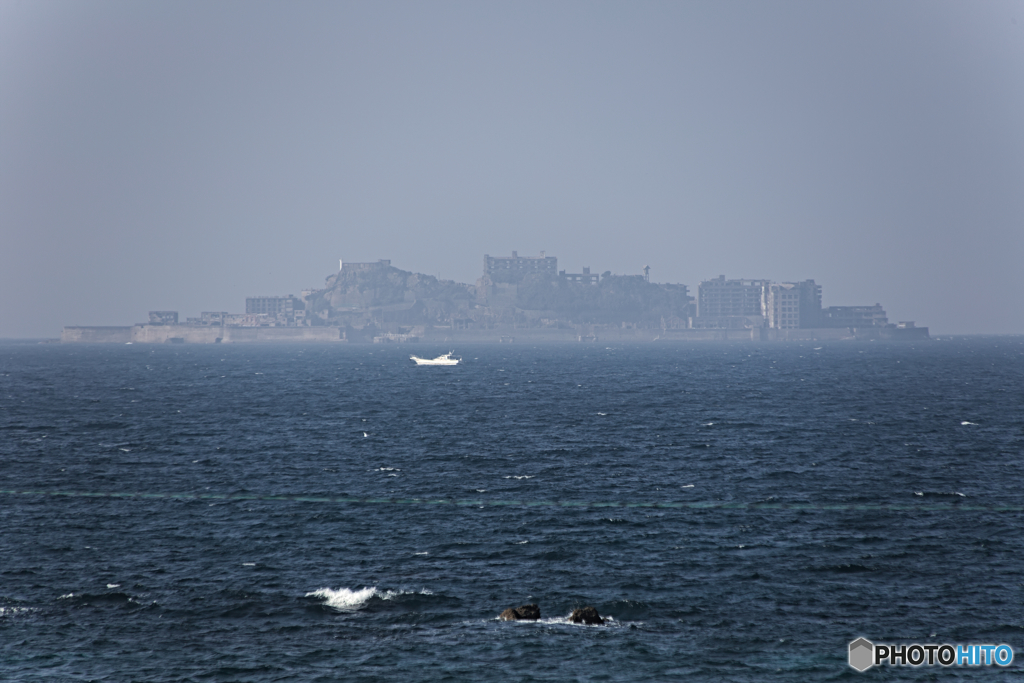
410,352,460,366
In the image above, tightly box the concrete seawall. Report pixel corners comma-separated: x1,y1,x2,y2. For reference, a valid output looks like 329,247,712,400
62,325,345,343
418,325,928,344
61,326,134,343
62,324,927,344
418,327,763,343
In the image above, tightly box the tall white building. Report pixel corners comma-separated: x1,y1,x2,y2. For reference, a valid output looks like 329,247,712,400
697,276,769,318
762,280,821,329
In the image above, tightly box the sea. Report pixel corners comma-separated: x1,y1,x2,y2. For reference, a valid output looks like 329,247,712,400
1,337,1023,681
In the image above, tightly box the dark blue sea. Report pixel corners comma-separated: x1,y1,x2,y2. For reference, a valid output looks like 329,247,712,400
2,338,1023,681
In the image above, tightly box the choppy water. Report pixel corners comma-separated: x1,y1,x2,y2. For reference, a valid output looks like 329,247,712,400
2,338,1023,681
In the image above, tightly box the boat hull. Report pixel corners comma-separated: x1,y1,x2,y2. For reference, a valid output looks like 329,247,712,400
410,353,460,366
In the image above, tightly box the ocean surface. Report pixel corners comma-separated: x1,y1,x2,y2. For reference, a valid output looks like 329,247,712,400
2,337,1023,681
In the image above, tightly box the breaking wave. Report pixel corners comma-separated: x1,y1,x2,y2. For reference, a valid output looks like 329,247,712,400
305,586,434,611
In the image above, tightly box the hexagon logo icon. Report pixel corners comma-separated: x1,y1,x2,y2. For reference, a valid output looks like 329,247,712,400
849,638,874,671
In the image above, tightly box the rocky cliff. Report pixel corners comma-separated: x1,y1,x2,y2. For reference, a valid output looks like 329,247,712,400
308,264,476,327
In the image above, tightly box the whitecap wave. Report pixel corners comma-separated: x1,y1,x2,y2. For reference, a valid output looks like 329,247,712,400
961,421,977,426
306,586,433,611
0,607,34,617
306,587,377,610
505,475,534,480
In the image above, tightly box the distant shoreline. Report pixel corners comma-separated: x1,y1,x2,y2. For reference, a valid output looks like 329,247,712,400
57,323,930,344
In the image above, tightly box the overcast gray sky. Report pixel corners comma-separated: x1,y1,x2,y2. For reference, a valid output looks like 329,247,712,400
2,0,1022,336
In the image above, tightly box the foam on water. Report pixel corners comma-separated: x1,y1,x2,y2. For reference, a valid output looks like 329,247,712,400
0,606,35,617
514,614,621,627
306,587,434,611
306,587,377,610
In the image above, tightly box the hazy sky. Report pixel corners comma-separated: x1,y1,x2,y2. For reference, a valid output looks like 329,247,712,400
2,0,1022,336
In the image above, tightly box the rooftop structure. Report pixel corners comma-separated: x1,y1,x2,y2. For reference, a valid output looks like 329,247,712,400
559,266,600,285
246,296,296,316
340,259,391,272
697,276,769,318
148,311,178,325
821,305,888,328
245,295,306,325
483,252,557,283
184,312,230,326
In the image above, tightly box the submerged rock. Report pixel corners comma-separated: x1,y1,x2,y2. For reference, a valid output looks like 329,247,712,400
569,606,605,625
498,604,541,621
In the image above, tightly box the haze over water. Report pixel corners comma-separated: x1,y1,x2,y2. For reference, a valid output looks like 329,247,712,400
2,338,1023,680
2,1,1023,337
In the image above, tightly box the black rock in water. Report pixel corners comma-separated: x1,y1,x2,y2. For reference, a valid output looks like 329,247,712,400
569,606,604,625
499,604,541,621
